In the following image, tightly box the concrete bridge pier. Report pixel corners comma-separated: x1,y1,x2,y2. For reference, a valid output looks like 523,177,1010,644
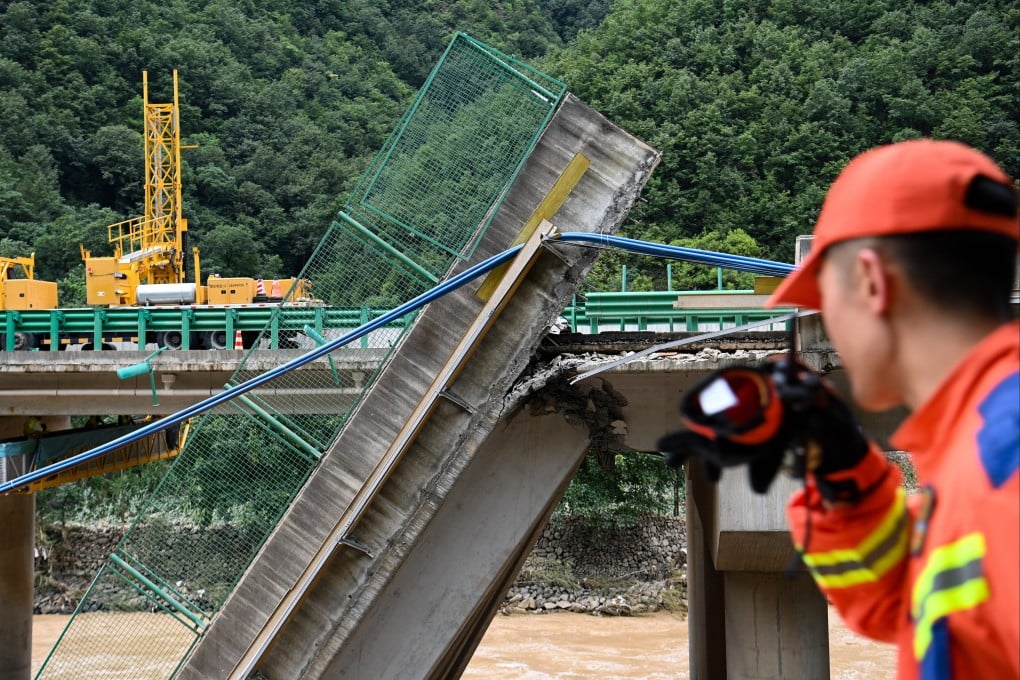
0,415,69,680
1,416,36,680
687,459,830,679
0,491,34,680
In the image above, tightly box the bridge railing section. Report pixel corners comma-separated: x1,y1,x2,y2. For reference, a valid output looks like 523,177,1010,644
563,290,793,333
0,305,414,351
339,32,566,276
6,292,788,352
37,33,567,679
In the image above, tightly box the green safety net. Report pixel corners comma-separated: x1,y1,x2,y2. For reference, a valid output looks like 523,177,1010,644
37,33,564,678
340,32,566,280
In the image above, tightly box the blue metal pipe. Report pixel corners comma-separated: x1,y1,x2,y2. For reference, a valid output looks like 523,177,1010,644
554,232,795,277
0,246,523,495
0,235,796,495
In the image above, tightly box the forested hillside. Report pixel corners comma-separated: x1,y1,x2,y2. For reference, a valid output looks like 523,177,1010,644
549,0,1018,290
1,0,1016,301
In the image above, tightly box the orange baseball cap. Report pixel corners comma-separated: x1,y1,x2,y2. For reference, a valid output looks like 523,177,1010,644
767,139,1019,309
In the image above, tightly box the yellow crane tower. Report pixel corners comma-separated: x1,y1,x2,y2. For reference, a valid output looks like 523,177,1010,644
81,70,204,306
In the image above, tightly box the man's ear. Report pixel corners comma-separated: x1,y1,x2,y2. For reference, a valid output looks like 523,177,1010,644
854,247,892,315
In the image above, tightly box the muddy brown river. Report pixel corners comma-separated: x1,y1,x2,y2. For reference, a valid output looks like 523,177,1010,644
34,609,895,678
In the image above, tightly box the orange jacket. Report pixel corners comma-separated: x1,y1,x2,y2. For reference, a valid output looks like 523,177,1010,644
788,322,1020,679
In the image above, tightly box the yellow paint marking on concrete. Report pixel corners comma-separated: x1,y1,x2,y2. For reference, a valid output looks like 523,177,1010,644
475,152,589,301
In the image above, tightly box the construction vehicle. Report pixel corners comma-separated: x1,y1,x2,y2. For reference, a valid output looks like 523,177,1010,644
1,255,56,312
80,70,309,311
1,254,58,350
2,71,314,351
79,70,191,307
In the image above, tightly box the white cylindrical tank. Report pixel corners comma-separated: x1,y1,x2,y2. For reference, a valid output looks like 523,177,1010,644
136,283,197,305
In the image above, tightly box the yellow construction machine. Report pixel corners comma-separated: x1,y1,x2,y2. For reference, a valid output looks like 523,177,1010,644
80,70,201,306
80,71,309,307
0,254,57,311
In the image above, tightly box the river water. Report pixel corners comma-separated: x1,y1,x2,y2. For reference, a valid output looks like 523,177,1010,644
33,609,895,678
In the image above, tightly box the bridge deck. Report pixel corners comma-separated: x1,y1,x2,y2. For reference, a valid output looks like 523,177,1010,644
0,349,387,415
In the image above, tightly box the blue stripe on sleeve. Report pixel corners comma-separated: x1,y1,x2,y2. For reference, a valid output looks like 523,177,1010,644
977,371,1020,489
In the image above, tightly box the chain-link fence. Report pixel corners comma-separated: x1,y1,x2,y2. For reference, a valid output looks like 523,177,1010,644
37,33,565,678
341,32,565,278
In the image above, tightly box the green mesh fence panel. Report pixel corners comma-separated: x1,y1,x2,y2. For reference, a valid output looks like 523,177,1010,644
341,32,566,278
37,32,563,678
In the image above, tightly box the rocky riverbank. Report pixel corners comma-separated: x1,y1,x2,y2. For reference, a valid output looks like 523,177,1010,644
505,515,687,616
34,515,687,617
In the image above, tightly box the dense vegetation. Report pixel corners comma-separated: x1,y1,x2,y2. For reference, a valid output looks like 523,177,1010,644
3,1,1014,294
554,0,1018,290
7,0,1016,520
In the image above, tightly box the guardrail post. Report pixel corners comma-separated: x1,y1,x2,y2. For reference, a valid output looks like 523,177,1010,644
225,309,238,346
92,308,106,350
48,311,62,352
313,306,325,334
181,309,193,350
3,313,13,351
138,309,151,351
270,309,281,349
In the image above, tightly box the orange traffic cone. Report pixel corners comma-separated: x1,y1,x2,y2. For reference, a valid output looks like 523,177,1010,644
269,278,282,299
233,329,243,350
254,278,267,301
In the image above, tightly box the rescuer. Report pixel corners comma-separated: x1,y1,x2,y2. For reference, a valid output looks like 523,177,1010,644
658,139,1019,678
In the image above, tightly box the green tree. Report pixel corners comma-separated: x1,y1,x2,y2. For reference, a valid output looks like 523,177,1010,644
557,451,684,520
544,0,1018,266
195,223,280,278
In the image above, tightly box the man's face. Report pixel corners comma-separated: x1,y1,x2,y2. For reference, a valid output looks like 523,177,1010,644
817,247,902,411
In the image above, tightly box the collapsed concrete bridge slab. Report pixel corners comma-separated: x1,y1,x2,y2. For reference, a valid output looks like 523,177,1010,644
177,94,660,679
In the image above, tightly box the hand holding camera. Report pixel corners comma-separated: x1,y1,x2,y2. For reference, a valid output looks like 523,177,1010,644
656,358,870,502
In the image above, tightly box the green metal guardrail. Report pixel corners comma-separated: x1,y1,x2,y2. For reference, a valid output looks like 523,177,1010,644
1,306,412,351
4,295,791,352
4,290,792,352
562,290,793,333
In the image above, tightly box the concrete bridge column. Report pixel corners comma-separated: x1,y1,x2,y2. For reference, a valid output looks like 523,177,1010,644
1,416,36,680
0,415,69,680
686,459,726,679
0,491,34,680
687,462,830,679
